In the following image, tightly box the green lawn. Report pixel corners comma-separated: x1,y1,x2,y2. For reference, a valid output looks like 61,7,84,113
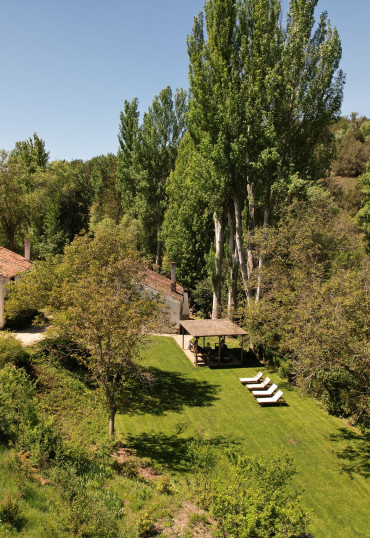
117,336,370,538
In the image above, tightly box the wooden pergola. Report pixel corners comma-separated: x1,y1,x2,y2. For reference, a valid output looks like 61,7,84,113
179,319,247,366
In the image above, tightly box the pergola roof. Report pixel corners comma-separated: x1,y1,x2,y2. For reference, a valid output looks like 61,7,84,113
180,319,247,338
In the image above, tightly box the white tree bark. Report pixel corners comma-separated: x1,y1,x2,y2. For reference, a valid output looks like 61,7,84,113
212,211,224,319
246,183,255,281
227,209,239,319
155,223,162,267
233,197,251,305
255,205,270,303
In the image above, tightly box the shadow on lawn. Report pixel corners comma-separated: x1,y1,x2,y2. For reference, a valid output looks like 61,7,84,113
124,430,240,471
117,366,220,416
330,428,370,479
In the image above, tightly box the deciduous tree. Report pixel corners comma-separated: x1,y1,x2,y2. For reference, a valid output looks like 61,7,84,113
187,0,344,315
117,87,187,265
5,221,165,436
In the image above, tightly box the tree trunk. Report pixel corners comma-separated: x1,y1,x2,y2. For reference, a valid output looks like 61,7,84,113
212,211,224,319
155,223,162,267
109,405,117,437
227,208,239,319
246,183,255,281
233,197,251,305
255,205,270,303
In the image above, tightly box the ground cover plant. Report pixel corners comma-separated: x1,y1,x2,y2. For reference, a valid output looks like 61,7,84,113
117,336,370,537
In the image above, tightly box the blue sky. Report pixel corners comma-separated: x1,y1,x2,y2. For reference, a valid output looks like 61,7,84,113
1,0,369,162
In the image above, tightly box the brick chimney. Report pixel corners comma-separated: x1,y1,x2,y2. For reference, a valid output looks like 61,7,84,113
171,262,176,293
24,237,30,261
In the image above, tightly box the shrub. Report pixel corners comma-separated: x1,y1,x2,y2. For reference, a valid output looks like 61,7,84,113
0,365,38,444
0,365,62,467
155,475,173,494
0,333,29,369
51,465,120,537
186,441,308,538
192,278,213,317
19,416,63,468
38,335,90,373
4,308,40,331
0,494,23,531
137,511,157,537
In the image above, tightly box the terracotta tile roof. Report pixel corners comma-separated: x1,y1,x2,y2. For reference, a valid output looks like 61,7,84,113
143,269,184,301
0,246,32,279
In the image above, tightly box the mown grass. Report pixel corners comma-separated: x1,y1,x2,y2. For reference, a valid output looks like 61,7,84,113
117,336,370,538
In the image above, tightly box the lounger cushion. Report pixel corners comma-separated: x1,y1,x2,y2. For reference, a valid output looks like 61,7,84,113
246,377,270,390
256,390,284,406
239,372,263,384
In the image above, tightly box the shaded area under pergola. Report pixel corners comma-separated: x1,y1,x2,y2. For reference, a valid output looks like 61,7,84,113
179,319,247,366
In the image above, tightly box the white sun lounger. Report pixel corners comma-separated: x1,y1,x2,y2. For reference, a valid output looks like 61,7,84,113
252,383,278,397
239,372,263,384
246,377,271,390
256,390,284,406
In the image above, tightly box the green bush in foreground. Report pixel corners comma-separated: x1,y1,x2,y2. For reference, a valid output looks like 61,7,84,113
0,333,29,369
186,438,308,538
0,365,38,444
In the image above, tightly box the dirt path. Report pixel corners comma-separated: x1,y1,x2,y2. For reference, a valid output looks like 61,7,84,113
14,326,48,346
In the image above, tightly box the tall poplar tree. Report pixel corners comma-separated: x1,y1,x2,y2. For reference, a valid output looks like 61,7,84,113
117,87,187,265
187,0,344,316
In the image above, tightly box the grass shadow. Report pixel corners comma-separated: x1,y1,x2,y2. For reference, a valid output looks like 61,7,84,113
330,427,370,479
206,348,262,370
117,366,220,416
275,380,296,393
124,430,241,472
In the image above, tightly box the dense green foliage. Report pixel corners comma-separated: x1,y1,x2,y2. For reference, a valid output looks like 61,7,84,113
187,440,307,537
184,0,344,312
332,114,370,177
357,158,370,248
244,188,370,427
0,333,28,369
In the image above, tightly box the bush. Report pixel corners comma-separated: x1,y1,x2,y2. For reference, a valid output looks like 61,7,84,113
186,440,308,538
0,494,23,531
19,416,63,468
0,333,29,369
0,365,63,466
4,308,40,331
137,511,157,537
51,465,120,537
0,365,38,444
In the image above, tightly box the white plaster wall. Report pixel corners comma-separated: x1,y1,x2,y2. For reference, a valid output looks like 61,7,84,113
142,284,182,329
0,277,7,329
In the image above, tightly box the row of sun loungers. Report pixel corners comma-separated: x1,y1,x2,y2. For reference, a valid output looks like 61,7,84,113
239,372,284,406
